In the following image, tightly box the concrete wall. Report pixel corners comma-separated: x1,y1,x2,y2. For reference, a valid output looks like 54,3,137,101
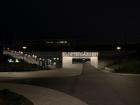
32,52,98,69
90,57,98,68
63,57,83,70
63,57,98,70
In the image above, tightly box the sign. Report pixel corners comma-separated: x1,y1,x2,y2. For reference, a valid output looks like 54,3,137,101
62,52,98,57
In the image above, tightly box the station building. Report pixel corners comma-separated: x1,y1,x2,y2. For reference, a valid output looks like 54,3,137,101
1,40,99,69
31,40,99,69
34,51,98,69
62,52,98,69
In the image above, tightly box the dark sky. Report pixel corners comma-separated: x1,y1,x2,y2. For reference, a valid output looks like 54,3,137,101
0,0,140,44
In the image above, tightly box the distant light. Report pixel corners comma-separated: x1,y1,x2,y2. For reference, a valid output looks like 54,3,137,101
57,58,59,60
116,46,121,50
83,59,85,61
8,59,14,63
53,58,56,60
34,55,37,58
19,51,23,54
53,62,56,65
15,59,20,63
28,55,31,57
48,59,52,64
58,40,68,44
46,41,54,44
22,46,27,50
64,41,67,44
25,54,28,56
7,48,10,50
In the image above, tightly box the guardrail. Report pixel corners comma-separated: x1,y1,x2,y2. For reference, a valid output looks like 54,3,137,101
3,50,52,69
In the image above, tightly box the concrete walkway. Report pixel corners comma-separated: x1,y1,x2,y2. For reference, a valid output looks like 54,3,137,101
0,83,88,105
1,64,140,105
4,63,140,105
0,68,82,79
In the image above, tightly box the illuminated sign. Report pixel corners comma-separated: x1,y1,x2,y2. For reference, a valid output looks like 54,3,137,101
62,52,98,57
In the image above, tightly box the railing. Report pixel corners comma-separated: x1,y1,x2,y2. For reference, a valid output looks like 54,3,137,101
3,50,51,69
4,50,37,64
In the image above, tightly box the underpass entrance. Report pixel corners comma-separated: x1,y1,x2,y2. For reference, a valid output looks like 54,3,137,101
72,58,91,64
62,52,98,69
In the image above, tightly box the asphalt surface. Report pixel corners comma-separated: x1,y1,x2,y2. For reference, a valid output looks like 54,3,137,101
2,63,140,105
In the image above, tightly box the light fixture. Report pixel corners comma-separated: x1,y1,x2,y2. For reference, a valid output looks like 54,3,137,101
116,46,121,50
53,62,56,65
34,55,37,58
22,46,27,50
53,58,56,60
8,59,14,63
15,59,20,63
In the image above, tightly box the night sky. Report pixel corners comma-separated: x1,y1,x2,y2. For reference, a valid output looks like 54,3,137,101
0,0,140,44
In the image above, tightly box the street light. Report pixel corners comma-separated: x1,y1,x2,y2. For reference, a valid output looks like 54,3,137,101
22,46,27,61
116,46,121,51
116,46,122,71
22,46,27,50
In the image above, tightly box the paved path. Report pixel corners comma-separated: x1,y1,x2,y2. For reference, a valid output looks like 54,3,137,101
0,83,88,105
1,63,140,105
0,68,82,79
